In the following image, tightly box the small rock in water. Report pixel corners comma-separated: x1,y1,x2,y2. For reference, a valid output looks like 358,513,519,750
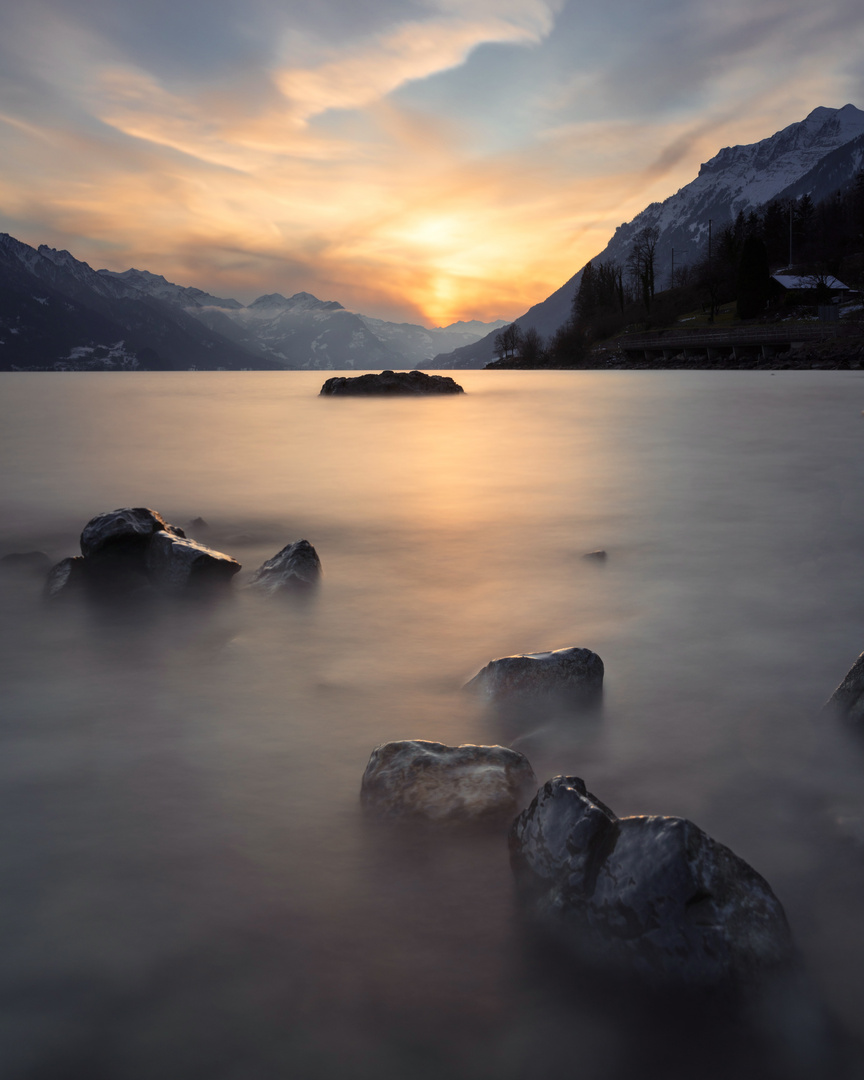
582,549,607,560
361,740,537,822
188,516,209,530
824,651,864,722
1,551,52,573
146,531,241,592
320,370,464,396
248,539,321,592
44,556,87,599
509,776,794,986
465,646,604,706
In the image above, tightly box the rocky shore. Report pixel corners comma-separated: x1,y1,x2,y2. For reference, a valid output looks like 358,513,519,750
489,321,864,371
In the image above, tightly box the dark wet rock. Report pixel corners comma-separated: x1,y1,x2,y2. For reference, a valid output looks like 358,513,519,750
465,646,604,706
146,531,241,592
248,539,321,593
361,740,537,822
824,651,864,721
510,776,794,986
582,549,607,560
1,551,52,573
80,507,185,559
46,507,239,599
320,370,464,396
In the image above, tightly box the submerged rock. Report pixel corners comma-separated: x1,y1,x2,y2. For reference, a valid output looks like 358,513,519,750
1,551,52,573
146,531,240,591
320,370,464,396
582,549,607,560
824,651,864,721
44,556,87,599
361,740,537,822
46,507,240,599
248,539,321,592
465,646,604,705
510,776,793,986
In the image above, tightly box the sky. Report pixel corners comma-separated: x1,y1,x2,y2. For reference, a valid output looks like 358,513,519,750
1,0,862,326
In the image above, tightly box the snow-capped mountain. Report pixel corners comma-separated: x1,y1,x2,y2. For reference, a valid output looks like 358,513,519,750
0,237,503,371
0,233,283,371
194,292,400,370
434,103,864,368
359,314,508,367
100,267,244,310
99,269,503,369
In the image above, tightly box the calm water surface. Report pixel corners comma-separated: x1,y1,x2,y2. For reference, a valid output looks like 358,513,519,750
1,370,864,1078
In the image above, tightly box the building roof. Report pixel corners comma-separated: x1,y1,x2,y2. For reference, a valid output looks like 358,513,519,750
771,274,850,291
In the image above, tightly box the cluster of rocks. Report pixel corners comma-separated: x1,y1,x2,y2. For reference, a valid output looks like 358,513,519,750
360,644,794,987
320,370,464,396
42,507,321,600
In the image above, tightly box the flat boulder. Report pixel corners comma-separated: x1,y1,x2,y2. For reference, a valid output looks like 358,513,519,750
824,651,864,721
509,776,793,986
361,740,537,822
465,646,604,705
248,539,321,592
320,370,464,396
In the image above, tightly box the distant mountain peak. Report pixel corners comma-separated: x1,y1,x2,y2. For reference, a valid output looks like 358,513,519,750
248,292,345,312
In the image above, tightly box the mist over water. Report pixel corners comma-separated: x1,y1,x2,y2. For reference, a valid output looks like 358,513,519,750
2,370,864,1078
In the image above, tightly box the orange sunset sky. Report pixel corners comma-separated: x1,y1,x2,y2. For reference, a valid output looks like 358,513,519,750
1,0,862,325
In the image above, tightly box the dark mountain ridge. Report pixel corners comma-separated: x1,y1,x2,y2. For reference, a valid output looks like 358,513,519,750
0,237,503,371
432,104,864,368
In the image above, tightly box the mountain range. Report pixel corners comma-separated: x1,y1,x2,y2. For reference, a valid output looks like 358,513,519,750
0,238,506,372
433,103,864,368
2,103,862,372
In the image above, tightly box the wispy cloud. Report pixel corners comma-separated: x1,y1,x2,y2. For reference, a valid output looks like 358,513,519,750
0,0,862,323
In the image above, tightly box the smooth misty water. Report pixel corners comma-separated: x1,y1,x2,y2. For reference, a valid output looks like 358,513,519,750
2,370,864,1079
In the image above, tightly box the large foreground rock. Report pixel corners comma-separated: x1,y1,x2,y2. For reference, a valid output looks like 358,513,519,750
248,540,321,592
361,740,537,822
824,651,864,721
46,507,240,598
320,370,464,396
510,776,793,986
465,646,604,706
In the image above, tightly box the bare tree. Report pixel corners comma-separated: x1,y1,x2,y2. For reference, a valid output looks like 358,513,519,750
626,225,660,312
519,326,546,366
493,323,523,361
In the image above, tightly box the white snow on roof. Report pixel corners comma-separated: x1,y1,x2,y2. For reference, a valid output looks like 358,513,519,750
771,274,850,290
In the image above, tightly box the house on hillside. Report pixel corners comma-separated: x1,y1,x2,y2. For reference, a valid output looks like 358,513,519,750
770,273,854,302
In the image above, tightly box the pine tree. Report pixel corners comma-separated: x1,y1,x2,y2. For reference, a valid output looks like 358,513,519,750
736,236,771,320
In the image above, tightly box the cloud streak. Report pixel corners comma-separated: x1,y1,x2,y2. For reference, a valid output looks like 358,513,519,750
0,0,862,323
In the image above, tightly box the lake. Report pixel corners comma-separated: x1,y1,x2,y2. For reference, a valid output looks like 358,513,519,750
1,370,864,1078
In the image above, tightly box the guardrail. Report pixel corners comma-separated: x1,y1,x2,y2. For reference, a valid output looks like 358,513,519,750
619,324,838,350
